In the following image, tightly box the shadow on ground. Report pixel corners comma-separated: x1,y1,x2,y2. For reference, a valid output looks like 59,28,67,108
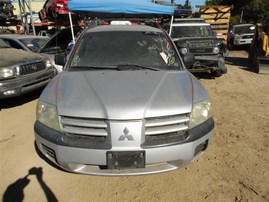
3,167,59,202
225,54,257,73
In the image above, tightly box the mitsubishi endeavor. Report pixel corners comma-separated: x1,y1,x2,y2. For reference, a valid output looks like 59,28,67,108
34,24,214,176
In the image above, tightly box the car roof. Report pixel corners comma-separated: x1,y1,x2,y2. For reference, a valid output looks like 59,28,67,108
0,34,49,39
171,23,210,27
84,25,164,33
232,24,254,27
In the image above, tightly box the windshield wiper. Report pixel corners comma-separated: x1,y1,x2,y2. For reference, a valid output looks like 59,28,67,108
117,64,161,71
69,64,161,71
69,65,118,71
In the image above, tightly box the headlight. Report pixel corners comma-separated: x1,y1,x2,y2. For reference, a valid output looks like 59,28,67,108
213,47,220,54
45,59,53,69
234,34,240,40
179,47,188,55
0,68,15,80
36,101,61,131
189,99,212,129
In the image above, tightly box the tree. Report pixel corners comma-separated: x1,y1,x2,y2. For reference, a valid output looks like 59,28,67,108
205,0,269,24
205,0,220,5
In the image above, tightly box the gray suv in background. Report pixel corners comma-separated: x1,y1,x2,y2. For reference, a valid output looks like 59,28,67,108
0,39,56,99
34,24,214,176
163,18,228,77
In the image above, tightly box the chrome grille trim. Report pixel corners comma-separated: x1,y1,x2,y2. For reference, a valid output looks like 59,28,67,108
61,117,107,128
145,115,189,127
61,116,108,137
18,61,46,75
242,35,253,39
145,114,189,136
145,124,188,136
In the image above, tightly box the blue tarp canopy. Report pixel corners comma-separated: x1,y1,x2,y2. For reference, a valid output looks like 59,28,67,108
68,0,176,16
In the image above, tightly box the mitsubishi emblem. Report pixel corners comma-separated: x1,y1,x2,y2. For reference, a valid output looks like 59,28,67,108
118,127,134,141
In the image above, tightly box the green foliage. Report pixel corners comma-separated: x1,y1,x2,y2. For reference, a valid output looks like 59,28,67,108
206,0,269,24
205,0,220,5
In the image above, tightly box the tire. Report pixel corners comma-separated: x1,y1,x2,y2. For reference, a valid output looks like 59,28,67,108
212,69,222,77
218,61,227,74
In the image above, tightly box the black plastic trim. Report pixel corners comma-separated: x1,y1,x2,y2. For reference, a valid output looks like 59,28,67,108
34,121,112,149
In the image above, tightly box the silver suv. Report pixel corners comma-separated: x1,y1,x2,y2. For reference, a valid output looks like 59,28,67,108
34,24,214,176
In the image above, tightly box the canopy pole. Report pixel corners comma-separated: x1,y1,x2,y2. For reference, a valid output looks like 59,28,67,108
169,15,174,36
69,12,75,43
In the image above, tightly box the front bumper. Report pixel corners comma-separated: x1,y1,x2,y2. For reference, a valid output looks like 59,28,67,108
234,39,253,45
34,118,214,176
0,69,56,99
183,54,223,72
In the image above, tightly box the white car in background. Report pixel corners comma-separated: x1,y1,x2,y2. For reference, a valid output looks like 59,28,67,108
227,24,255,50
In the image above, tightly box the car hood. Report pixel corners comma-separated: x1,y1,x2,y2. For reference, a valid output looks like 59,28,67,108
40,70,208,120
0,48,45,67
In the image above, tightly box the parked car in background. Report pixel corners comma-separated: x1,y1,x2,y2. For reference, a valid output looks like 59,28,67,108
0,38,56,99
34,24,214,176
0,28,82,73
38,0,78,22
0,34,63,73
0,0,17,23
227,24,255,50
38,25,83,72
163,18,228,77
0,34,49,52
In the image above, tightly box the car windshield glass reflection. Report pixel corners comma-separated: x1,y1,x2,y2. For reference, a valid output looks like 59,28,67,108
234,26,255,34
69,31,182,70
171,26,214,38
19,38,49,52
0,39,11,48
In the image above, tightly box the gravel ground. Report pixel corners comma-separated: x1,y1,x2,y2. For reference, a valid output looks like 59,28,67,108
1,50,268,202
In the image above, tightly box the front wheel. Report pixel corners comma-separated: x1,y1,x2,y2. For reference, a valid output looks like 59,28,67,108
212,69,222,77
218,61,227,74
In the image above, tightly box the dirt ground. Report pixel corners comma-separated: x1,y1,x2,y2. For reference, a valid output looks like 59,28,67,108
0,50,269,202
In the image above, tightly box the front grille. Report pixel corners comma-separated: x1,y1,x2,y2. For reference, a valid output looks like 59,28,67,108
142,114,190,148
60,116,111,149
189,48,213,54
241,35,253,39
61,116,108,137
18,61,46,75
188,40,214,48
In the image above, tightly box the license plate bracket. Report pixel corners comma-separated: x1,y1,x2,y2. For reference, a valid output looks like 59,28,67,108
107,151,145,169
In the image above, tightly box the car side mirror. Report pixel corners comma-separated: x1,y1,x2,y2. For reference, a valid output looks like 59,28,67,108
67,42,75,52
55,54,66,66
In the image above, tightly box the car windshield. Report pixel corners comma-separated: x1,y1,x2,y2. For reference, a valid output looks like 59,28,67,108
171,25,214,38
19,37,49,52
69,31,182,70
233,25,255,34
0,39,11,48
